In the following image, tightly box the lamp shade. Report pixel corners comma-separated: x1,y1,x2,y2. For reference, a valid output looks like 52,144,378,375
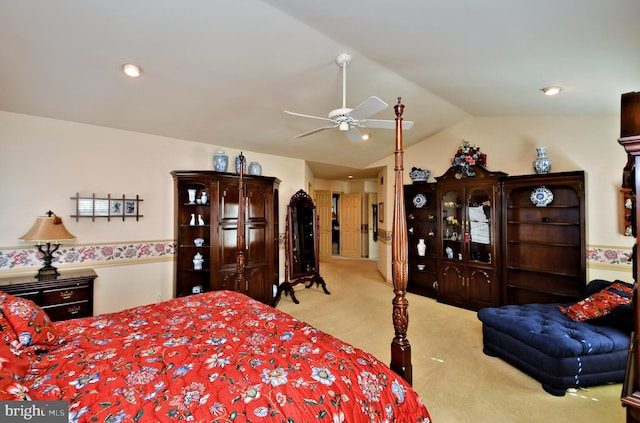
19,213,76,243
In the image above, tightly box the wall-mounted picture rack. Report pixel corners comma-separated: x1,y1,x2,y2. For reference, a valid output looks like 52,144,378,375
70,193,144,221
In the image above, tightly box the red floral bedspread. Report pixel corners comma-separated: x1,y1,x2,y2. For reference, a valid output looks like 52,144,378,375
23,291,430,422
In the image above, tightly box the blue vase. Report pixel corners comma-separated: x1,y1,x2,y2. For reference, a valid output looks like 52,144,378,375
533,147,552,174
249,162,262,176
235,155,247,174
213,150,228,172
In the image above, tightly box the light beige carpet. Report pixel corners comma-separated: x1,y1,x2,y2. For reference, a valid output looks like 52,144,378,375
277,257,625,423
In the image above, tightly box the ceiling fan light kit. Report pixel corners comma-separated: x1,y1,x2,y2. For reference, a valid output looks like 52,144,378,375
285,52,413,143
540,86,562,96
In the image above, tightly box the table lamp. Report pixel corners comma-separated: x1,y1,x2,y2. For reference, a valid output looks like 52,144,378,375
19,210,76,280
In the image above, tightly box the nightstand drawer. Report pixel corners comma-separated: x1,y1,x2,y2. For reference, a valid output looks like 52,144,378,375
0,269,96,321
44,301,91,321
7,289,40,303
42,285,90,306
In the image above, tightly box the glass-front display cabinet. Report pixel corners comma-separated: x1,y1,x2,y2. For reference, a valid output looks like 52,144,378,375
436,165,506,310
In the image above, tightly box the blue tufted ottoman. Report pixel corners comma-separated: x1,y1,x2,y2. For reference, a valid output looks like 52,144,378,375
478,299,630,396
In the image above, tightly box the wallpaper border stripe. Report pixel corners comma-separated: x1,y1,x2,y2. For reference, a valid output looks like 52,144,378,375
0,239,632,273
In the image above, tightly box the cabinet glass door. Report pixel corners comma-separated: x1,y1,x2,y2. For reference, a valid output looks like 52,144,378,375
441,190,462,260
467,188,492,264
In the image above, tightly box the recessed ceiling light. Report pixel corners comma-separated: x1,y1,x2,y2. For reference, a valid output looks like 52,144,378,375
362,133,370,141
122,63,142,78
540,86,562,96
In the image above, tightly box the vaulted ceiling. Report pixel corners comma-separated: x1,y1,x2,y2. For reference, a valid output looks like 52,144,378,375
1,1,638,179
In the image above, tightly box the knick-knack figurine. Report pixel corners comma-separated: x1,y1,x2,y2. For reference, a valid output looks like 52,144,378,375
533,147,552,174
189,213,196,225
446,246,454,259
198,214,205,225
417,239,427,256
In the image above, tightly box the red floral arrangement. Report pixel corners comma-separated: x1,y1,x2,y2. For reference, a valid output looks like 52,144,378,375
452,140,487,177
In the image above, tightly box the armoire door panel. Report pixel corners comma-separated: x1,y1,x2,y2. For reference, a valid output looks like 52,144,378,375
220,184,240,221
246,224,267,262
467,267,495,306
246,185,267,220
220,227,239,266
243,266,268,299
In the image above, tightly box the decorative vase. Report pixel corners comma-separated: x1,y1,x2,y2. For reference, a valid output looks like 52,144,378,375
213,150,228,172
187,189,197,204
235,155,247,174
193,252,203,270
417,239,427,256
410,167,430,183
200,191,208,204
533,147,552,174
249,161,262,176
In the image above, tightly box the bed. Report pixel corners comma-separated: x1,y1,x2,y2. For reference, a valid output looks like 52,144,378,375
0,99,425,421
478,279,632,396
0,289,430,421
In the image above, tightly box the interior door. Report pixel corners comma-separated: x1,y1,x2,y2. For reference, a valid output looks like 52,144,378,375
314,190,333,262
341,193,362,258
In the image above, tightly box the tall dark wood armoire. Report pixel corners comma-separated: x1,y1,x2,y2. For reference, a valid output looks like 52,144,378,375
171,170,280,306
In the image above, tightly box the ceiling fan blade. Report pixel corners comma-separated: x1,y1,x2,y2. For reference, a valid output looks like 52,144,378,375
285,110,332,122
349,96,388,121
361,119,414,130
345,126,363,143
293,124,338,139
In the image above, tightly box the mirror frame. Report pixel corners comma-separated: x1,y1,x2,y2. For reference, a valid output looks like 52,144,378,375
286,189,319,279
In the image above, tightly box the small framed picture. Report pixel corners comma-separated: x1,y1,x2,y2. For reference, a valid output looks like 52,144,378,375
379,202,384,223
94,199,109,216
125,200,137,215
110,200,123,215
78,198,94,216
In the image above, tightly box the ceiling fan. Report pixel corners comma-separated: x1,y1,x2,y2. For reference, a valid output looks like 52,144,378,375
285,52,413,143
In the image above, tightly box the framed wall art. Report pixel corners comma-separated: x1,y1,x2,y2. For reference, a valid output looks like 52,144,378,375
71,193,144,221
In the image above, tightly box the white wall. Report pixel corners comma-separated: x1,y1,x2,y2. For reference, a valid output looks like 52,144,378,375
0,111,307,313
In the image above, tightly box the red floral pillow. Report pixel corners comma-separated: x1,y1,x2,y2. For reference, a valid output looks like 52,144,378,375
0,341,30,400
559,282,633,322
0,292,59,349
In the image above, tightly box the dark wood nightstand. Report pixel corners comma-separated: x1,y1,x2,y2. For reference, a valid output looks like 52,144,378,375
0,269,96,321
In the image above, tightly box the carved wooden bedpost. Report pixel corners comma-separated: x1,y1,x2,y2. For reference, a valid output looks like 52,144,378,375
236,152,247,293
390,97,412,384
